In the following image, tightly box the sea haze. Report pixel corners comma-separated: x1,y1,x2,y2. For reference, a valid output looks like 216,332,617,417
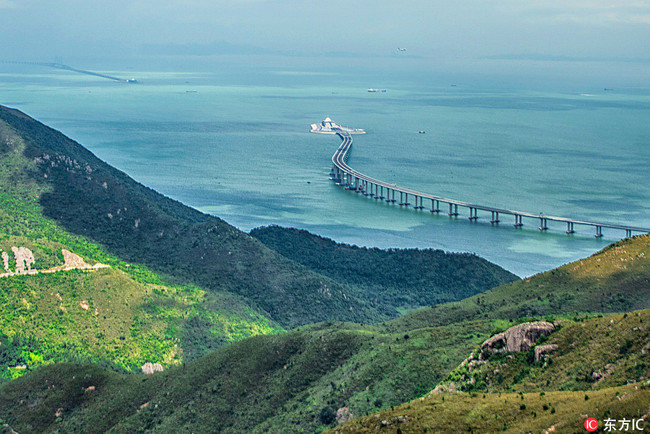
1,57,648,277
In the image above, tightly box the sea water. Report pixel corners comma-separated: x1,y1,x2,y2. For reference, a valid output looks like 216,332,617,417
1,57,648,277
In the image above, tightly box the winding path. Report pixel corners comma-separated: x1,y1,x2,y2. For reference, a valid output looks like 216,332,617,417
329,131,650,239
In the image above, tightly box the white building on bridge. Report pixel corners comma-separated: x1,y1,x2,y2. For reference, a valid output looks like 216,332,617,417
310,117,365,135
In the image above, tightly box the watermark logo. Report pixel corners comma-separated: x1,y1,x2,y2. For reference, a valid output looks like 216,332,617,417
584,417,645,432
585,417,599,432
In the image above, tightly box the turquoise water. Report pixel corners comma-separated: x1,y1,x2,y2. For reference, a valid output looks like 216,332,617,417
1,59,649,277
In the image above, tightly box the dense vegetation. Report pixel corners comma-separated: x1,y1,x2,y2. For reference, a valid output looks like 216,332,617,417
0,111,282,380
2,234,649,433
0,105,385,328
252,226,518,314
0,320,494,433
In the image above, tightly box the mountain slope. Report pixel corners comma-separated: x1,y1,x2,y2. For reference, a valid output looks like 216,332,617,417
334,309,650,433
0,320,495,433
382,234,650,333
0,105,386,328
251,225,518,313
2,233,649,432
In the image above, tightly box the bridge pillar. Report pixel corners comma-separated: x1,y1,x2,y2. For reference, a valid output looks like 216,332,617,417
379,186,384,200
595,226,603,238
566,222,575,234
539,218,548,231
448,203,458,217
514,215,523,228
430,199,440,213
626,229,632,238
469,207,478,221
490,211,500,224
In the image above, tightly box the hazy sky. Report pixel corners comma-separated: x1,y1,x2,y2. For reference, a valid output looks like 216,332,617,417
1,0,649,62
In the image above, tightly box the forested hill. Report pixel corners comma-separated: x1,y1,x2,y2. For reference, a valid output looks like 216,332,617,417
251,225,519,313
0,105,382,328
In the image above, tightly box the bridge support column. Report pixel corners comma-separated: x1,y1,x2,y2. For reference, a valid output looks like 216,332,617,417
595,226,603,238
514,215,523,228
430,199,440,213
379,186,384,200
566,222,575,234
448,203,458,217
469,207,478,221
626,229,632,238
539,218,548,231
490,211,500,224
399,192,404,206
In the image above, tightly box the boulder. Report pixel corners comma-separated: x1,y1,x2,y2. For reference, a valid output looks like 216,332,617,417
142,362,164,375
534,344,559,361
481,321,555,356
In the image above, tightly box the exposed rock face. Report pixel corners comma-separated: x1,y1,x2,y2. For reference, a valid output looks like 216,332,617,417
11,246,35,273
534,344,559,361
1,251,9,272
481,321,555,357
142,362,164,375
62,249,88,268
336,407,354,425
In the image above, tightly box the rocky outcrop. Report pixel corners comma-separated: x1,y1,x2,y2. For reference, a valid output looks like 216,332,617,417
481,321,555,358
534,344,559,361
142,362,164,375
336,407,354,425
0,247,109,278
12,246,35,273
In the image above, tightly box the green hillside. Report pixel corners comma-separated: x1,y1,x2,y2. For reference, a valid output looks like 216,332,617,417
333,384,650,433
444,309,650,394
251,225,518,314
0,320,494,433
0,105,385,329
334,309,650,433
2,233,649,432
382,234,650,333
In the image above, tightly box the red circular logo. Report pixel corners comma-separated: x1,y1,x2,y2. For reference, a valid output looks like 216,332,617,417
585,418,599,432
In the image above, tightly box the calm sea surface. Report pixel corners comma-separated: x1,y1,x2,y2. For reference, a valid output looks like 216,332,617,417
1,58,649,277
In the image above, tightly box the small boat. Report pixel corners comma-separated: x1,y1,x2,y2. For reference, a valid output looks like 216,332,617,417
418,131,426,134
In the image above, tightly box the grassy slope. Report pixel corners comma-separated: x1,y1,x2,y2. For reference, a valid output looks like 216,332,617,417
0,320,494,433
382,234,650,333
2,233,650,433
446,309,650,394
334,310,650,433
251,225,518,314
0,105,388,328
0,111,282,379
333,385,650,433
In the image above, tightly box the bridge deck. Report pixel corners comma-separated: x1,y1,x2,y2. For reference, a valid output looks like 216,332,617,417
330,131,650,236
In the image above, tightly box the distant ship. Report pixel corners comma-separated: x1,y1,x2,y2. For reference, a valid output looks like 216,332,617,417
368,88,387,93
310,117,365,135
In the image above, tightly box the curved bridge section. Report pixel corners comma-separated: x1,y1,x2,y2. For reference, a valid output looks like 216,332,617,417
330,131,650,239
